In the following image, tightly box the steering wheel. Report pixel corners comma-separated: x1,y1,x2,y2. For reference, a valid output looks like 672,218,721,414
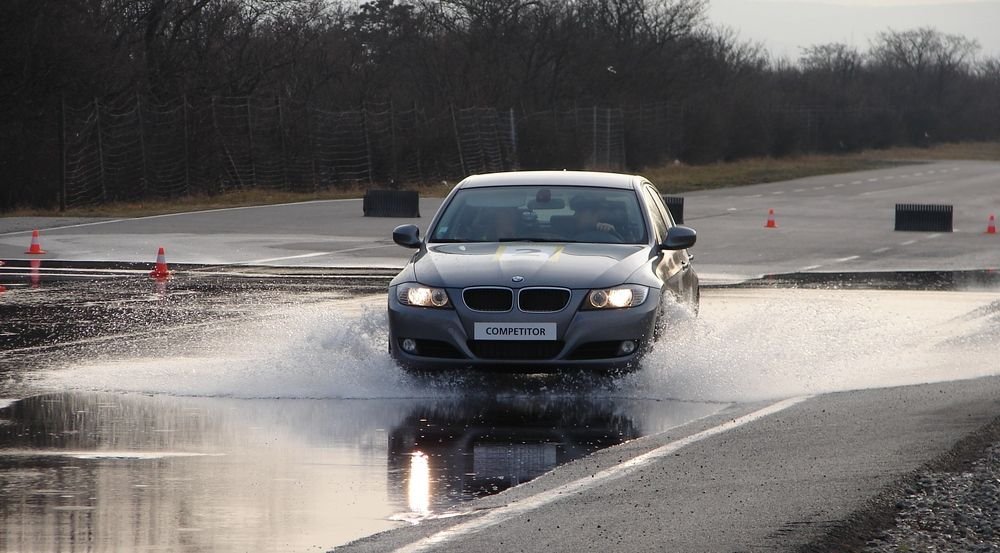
576,229,624,243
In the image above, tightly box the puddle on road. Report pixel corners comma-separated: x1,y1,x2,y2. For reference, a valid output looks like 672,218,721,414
0,269,998,551
0,392,723,552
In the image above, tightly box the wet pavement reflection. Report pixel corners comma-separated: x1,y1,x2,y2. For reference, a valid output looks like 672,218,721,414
0,392,723,552
1,265,997,551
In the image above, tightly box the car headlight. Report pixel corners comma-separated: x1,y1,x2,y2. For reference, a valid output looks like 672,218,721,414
582,285,649,310
397,283,452,308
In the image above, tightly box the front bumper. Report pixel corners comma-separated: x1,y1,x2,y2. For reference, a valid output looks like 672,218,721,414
387,285,661,372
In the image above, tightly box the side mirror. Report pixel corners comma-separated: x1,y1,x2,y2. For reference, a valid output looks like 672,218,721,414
393,224,422,249
661,226,696,250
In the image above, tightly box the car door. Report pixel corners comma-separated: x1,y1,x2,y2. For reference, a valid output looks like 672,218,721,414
641,184,695,301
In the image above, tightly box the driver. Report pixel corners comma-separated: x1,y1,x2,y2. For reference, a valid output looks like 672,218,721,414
572,197,617,236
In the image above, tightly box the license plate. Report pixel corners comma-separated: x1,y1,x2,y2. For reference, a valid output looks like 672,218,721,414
473,322,557,341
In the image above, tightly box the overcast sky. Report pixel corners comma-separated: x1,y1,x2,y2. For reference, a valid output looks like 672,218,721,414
707,0,1000,61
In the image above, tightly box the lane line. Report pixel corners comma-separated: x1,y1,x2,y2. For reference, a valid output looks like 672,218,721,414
244,252,341,264
901,240,917,246
833,183,846,188
798,264,822,271
835,255,859,263
813,186,826,190
243,244,396,264
771,191,784,195
0,198,367,237
872,247,892,254
793,189,805,193
867,178,878,182
393,396,813,553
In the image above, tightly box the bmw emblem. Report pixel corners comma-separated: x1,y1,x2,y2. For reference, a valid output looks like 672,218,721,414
512,276,524,283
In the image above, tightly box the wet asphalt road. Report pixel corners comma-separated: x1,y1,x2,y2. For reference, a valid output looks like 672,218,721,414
0,274,732,551
1,159,999,552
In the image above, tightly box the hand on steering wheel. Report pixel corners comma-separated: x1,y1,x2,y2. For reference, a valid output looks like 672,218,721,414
596,222,624,241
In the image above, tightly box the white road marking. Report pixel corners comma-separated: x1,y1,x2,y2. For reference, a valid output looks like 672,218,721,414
393,396,812,553
851,181,863,185
834,183,846,188
749,194,762,198
885,176,896,180
0,266,150,275
813,186,826,190
901,240,917,246
0,198,366,237
928,233,941,239
927,170,936,174
835,255,859,263
794,189,805,193
771,191,785,195
244,244,395,264
727,208,738,211
798,264,822,271
245,252,340,263
914,172,924,176
867,178,878,182
872,247,892,254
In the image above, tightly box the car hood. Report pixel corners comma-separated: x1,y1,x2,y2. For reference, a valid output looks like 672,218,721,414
410,243,651,289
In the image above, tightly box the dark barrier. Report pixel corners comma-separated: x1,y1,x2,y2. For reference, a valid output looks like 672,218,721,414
662,196,684,224
894,203,953,232
363,190,421,217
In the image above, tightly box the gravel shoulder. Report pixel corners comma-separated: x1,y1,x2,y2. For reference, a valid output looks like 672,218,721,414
814,416,1000,553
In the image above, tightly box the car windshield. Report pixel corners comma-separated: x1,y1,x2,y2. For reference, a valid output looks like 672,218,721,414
428,185,648,244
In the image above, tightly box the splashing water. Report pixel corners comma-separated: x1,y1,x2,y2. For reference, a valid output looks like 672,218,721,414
626,288,1000,402
34,289,1000,403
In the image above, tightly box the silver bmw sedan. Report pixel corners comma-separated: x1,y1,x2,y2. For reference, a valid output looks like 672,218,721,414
388,170,698,372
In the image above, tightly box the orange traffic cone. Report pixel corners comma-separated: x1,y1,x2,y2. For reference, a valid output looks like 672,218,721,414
987,214,996,235
24,230,46,254
149,247,171,279
765,208,777,228
29,259,41,289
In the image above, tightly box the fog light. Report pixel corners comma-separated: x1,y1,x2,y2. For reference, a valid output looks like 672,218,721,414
401,338,418,354
617,340,637,356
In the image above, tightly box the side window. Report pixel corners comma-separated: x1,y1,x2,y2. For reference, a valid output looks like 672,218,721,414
645,185,676,227
642,188,668,243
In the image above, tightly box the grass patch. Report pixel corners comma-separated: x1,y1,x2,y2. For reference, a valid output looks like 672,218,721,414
5,141,998,217
644,156,895,194
645,141,1000,194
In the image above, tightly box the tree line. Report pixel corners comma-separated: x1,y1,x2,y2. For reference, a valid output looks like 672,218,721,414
2,0,999,210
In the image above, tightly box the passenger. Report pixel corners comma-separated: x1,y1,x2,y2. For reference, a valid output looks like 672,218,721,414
471,206,521,241
493,206,521,240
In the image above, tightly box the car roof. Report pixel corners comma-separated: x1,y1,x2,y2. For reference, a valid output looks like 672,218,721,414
456,171,644,190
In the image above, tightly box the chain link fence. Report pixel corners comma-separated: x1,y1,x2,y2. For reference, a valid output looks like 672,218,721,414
58,94,913,209
59,95,666,208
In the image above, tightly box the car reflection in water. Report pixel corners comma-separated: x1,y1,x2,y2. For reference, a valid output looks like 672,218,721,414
386,396,640,516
